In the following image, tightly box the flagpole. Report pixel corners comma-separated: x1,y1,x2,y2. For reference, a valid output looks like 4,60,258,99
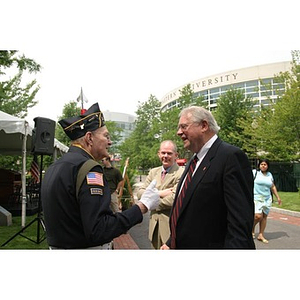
81,87,84,110
21,122,28,227
78,87,88,114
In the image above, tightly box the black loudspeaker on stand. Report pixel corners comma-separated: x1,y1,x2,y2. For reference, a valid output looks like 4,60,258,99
31,117,55,155
1,117,55,247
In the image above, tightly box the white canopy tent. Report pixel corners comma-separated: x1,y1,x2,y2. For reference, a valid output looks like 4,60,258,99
0,110,68,226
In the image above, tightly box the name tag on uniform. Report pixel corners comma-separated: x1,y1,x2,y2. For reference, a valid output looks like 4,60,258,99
86,172,104,186
90,188,103,195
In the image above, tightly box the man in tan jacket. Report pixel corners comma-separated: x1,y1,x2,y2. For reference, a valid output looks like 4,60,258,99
137,140,184,249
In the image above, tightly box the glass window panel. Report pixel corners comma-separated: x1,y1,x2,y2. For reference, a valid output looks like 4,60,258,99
245,80,258,87
210,88,219,94
210,93,220,100
221,85,231,92
232,82,245,89
247,92,259,98
246,87,257,93
260,85,271,91
261,78,271,84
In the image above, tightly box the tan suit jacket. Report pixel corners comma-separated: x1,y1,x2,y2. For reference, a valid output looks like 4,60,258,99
137,163,184,247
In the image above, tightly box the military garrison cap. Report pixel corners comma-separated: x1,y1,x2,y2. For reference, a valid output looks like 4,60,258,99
59,102,106,140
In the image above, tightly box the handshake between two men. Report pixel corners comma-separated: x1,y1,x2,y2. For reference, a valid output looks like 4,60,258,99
136,180,160,214
135,179,171,250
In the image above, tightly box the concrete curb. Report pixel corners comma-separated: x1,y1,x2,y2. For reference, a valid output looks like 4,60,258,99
270,207,300,218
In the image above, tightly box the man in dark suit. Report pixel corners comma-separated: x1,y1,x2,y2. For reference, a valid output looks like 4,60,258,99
161,106,255,249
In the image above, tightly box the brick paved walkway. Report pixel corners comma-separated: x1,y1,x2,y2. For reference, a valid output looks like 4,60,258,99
113,233,139,249
268,211,300,226
112,208,300,249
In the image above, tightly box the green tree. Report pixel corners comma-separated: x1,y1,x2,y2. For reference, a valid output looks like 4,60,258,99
0,51,41,172
177,84,206,110
261,51,300,161
234,105,273,160
0,50,41,117
230,50,299,162
105,120,123,155
119,94,161,170
214,88,254,149
159,108,181,142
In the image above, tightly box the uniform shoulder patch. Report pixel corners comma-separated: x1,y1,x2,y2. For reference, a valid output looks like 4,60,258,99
90,188,103,195
86,172,104,186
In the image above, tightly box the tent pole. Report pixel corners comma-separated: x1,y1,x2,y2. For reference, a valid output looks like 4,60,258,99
21,122,28,227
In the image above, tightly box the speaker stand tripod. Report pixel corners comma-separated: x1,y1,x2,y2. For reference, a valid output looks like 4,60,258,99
1,155,46,247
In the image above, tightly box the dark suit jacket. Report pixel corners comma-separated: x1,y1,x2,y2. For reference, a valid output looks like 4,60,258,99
168,137,255,249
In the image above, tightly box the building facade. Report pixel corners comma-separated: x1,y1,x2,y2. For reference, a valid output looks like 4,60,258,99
160,61,292,111
102,111,136,144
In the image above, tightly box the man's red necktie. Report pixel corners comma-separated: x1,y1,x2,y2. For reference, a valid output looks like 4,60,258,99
161,169,167,180
170,155,198,249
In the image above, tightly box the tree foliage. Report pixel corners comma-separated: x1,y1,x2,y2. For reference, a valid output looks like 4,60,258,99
234,105,274,159
214,88,254,149
119,85,206,170
260,51,300,161
105,120,123,155
0,50,41,171
216,51,300,162
0,50,41,118
119,95,161,170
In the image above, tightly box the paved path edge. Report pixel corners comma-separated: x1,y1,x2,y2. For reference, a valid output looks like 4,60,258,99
271,207,300,218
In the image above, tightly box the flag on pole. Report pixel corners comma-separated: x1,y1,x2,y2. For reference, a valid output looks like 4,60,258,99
30,157,40,183
76,87,88,110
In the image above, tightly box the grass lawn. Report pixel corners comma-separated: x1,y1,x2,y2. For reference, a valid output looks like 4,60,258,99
0,214,49,250
0,191,299,250
272,191,300,212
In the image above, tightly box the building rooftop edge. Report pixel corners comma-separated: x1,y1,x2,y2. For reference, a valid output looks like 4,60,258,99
160,60,292,103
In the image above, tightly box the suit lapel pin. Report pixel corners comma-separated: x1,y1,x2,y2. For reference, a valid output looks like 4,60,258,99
203,166,207,171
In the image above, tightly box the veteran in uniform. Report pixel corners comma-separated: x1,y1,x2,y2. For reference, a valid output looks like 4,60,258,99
41,103,159,249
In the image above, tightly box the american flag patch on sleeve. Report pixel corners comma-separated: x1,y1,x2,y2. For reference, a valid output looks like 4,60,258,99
86,172,104,186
